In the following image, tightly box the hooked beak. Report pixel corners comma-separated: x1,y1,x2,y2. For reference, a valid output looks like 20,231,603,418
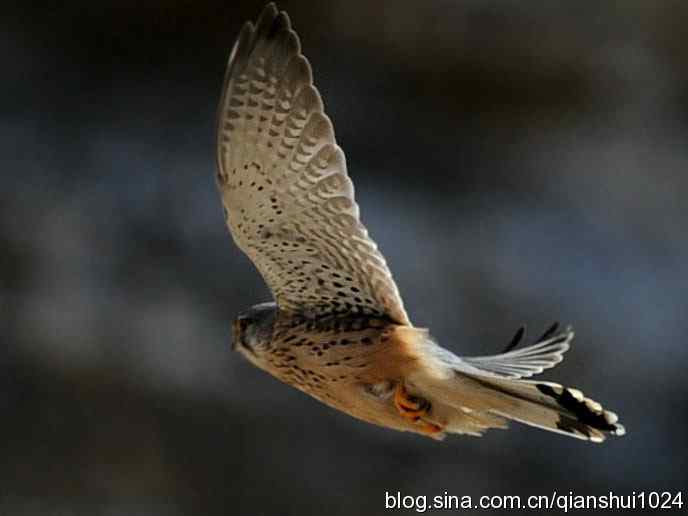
231,317,255,355
231,319,240,351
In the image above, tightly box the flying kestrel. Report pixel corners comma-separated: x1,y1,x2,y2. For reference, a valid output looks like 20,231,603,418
216,3,625,442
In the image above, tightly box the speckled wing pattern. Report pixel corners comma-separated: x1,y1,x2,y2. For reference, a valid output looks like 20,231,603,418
216,4,410,325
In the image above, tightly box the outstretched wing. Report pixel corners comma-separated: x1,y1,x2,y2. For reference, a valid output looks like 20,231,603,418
460,325,573,379
216,3,410,325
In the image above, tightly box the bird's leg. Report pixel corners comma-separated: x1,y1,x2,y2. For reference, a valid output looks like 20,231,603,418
394,382,427,417
394,382,443,434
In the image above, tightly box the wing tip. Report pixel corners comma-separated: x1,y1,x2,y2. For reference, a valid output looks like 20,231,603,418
462,324,574,379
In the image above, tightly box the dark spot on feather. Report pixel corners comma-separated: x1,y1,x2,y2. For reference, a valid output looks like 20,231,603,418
536,384,617,433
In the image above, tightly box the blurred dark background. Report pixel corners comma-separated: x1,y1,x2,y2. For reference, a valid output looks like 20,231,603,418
2,1,687,514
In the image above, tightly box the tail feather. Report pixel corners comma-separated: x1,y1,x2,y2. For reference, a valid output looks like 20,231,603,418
458,374,625,442
402,326,625,442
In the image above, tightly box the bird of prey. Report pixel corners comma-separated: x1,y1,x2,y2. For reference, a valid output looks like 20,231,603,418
215,3,625,442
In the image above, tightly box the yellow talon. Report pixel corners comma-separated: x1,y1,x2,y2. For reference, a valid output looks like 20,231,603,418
394,382,425,413
394,382,444,435
419,420,444,434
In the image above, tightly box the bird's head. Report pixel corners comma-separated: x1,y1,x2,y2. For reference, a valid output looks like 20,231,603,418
231,301,278,365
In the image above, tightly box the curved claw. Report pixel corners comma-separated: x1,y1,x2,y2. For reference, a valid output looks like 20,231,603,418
394,383,427,417
394,382,444,435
